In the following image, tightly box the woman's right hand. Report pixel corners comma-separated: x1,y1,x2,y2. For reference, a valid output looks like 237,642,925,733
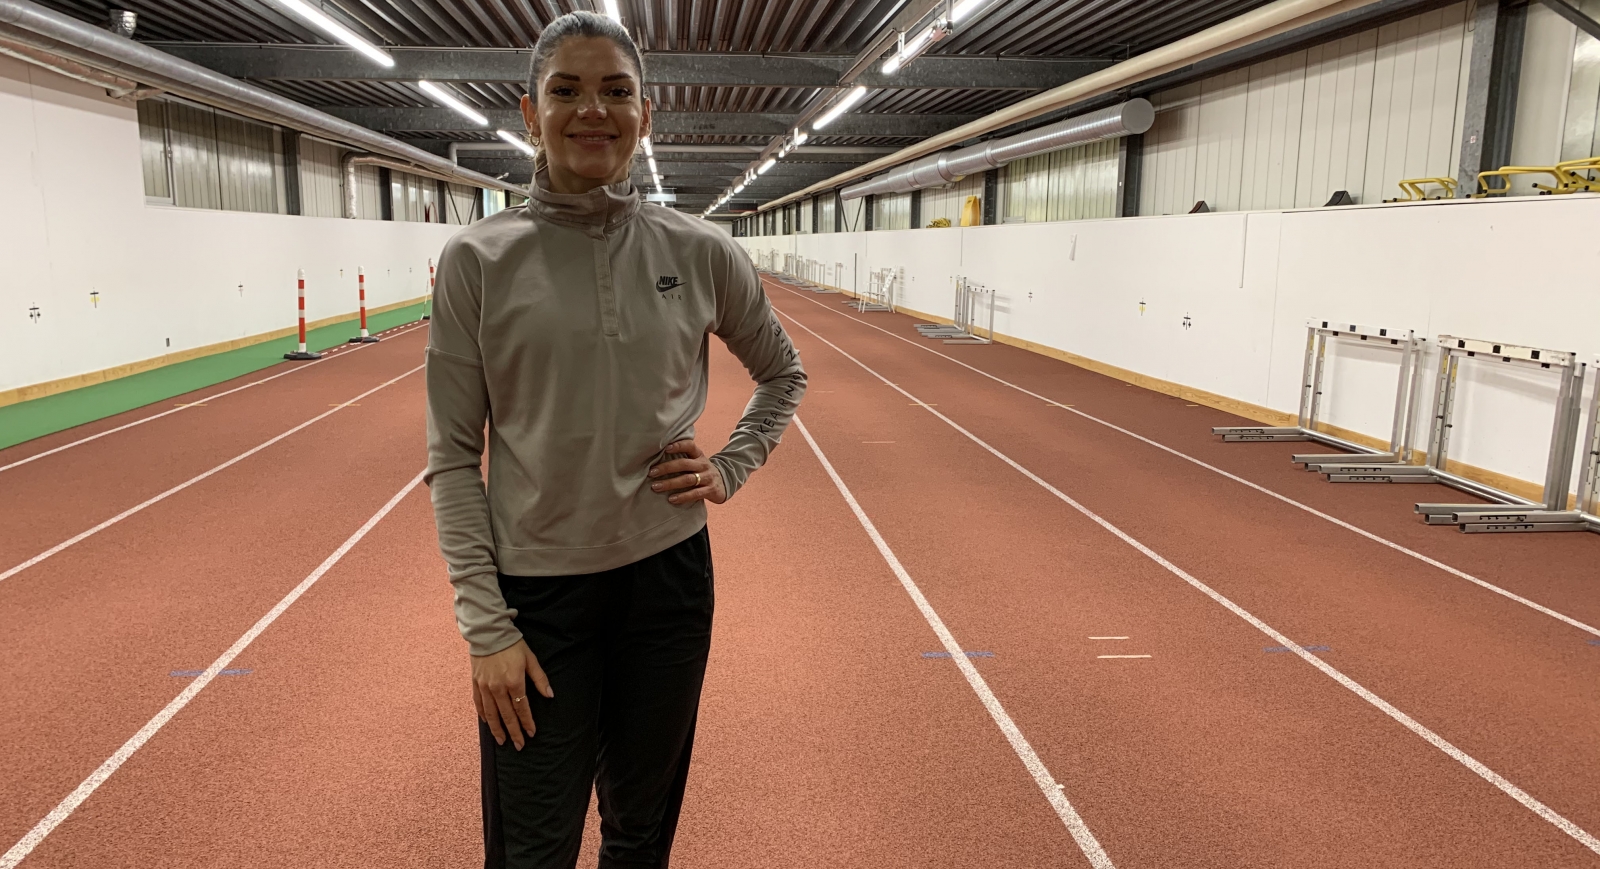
472,639,554,750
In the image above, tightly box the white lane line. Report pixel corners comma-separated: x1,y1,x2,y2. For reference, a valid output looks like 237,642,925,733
778,308,1600,857
0,470,425,869
0,364,423,585
793,417,1115,869
0,320,429,475
767,282,1600,640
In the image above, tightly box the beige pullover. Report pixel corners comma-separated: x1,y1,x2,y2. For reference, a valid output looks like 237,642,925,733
425,174,805,655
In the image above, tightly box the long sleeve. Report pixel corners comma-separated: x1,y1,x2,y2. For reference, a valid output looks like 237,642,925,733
708,250,807,500
425,238,522,657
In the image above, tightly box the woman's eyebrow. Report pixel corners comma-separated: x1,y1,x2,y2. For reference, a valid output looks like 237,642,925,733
544,72,637,84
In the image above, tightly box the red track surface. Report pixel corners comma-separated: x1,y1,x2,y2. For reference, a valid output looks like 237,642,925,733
2,284,1598,867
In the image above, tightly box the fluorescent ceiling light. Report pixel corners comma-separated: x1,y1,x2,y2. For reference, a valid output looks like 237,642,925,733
601,0,622,22
641,138,653,157
496,128,537,156
647,156,658,173
277,0,394,67
794,130,809,146
812,86,868,131
882,20,950,74
758,158,776,175
734,182,746,193
419,80,487,126
951,0,991,22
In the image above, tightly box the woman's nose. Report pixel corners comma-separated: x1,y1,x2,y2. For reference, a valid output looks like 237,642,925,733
577,99,607,120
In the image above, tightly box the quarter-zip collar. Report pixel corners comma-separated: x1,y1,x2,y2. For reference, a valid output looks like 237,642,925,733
527,168,641,235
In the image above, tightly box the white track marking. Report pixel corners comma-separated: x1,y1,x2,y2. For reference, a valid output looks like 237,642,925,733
0,364,423,585
0,471,424,869
768,282,1600,640
0,320,429,475
793,417,1115,869
779,309,1600,857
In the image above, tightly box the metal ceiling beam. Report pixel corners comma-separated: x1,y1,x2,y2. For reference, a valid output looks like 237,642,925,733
149,44,1113,90
324,107,980,137
463,158,848,179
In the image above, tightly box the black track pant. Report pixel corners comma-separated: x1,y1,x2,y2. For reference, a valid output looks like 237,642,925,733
481,526,714,869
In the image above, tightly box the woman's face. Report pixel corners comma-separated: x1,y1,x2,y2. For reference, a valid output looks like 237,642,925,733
521,37,651,195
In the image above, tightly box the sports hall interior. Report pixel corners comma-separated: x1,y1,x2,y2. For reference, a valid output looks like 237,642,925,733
3,0,1600,866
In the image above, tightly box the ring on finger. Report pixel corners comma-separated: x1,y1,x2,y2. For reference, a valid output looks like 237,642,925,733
513,696,526,703
693,472,702,487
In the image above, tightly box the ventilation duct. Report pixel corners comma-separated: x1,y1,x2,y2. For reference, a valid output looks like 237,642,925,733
840,99,1154,201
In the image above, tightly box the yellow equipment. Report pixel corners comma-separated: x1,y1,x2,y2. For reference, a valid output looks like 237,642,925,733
1384,177,1458,202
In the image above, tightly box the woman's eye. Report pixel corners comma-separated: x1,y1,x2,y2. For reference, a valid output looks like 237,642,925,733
549,86,577,97
606,87,633,99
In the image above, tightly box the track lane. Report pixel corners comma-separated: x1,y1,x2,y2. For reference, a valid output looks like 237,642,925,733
767,281,1600,635
773,293,1600,866
7,339,1096,868
0,368,429,852
0,325,430,570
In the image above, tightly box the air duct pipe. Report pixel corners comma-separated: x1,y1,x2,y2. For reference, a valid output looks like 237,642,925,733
840,99,1153,201
0,34,151,99
0,0,524,197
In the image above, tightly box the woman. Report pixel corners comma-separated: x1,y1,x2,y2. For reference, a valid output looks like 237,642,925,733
425,11,806,868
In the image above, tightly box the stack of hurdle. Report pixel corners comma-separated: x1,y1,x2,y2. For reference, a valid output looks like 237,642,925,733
1214,322,1600,534
849,267,897,313
916,276,995,344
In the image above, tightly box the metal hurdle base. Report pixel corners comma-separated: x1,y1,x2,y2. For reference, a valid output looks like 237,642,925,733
283,350,322,360
348,335,380,344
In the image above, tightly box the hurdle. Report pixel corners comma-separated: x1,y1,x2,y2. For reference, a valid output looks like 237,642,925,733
1408,337,1590,533
1574,355,1600,532
348,267,380,343
283,269,322,361
423,258,433,320
850,267,896,312
942,282,995,345
1215,321,1424,466
916,276,994,343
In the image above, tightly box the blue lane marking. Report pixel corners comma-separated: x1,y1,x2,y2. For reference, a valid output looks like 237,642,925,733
922,651,995,658
1264,645,1330,654
169,668,253,677
1588,639,1600,646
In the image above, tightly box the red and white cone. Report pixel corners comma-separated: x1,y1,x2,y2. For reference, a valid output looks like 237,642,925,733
423,258,433,321
283,269,322,360
348,266,380,343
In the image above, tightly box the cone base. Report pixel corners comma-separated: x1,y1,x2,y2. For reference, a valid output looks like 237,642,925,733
283,351,323,360
348,336,381,344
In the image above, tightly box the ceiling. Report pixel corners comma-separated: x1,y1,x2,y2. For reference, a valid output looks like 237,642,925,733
39,0,1281,213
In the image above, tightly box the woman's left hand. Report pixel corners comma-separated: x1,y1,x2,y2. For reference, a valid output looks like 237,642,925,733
648,439,728,506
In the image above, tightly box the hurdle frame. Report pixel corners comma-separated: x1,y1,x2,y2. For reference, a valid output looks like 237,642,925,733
851,267,896,312
1213,320,1424,464
917,276,977,339
1408,338,1591,533
1574,354,1600,531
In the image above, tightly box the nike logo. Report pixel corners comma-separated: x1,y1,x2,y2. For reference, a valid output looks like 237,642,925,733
656,276,685,293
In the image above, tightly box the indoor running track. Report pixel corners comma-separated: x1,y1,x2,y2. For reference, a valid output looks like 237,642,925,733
1,284,1598,867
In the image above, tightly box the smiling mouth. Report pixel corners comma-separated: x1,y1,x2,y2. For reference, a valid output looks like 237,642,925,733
568,132,618,147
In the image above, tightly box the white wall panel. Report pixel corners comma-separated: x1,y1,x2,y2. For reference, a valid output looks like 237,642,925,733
1143,4,1470,213
0,63,461,398
298,135,345,218
873,191,912,230
1000,138,1118,223
1562,0,1600,162
738,189,1600,500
